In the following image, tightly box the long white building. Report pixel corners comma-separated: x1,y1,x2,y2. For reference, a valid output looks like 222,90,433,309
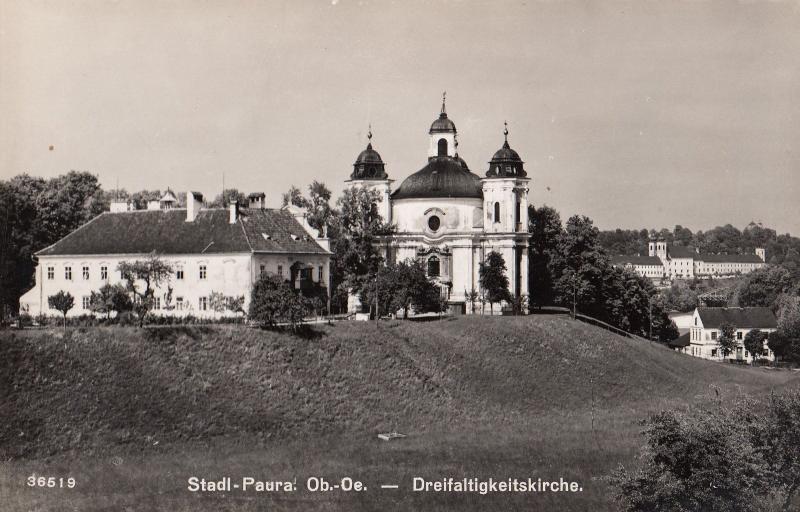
20,192,331,318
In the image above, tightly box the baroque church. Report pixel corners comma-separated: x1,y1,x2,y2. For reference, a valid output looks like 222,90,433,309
346,96,531,314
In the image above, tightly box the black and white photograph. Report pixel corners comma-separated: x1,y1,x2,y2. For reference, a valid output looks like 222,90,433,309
1,1,800,510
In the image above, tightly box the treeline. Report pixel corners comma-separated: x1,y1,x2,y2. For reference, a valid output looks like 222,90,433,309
599,223,800,269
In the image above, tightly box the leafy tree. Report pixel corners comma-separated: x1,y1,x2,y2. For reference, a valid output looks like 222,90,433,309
281,185,307,209
226,295,246,318
769,301,800,364
47,291,74,328
661,280,699,313
528,204,561,309
362,260,442,319
209,188,248,208
479,251,511,314
733,265,796,310
743,329,767,362
752,390,800,511
612,400,773,512
117,254,174,327
89,283,132,319
465,287,480,315
249,274,309,330
330,186,394,304
718,322,738,358
282,181,335,236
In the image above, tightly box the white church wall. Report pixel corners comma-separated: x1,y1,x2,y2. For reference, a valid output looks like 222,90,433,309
391,197,482,234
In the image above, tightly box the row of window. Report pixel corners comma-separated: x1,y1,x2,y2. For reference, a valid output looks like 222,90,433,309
258,264,324,282
49,264,211,282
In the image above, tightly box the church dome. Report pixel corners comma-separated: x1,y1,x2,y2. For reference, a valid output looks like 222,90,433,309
429,112,456,134
350,129,388,180
391,156,482,200
486,124,526,178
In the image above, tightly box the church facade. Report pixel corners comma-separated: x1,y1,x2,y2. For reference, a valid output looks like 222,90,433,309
347,98,531,314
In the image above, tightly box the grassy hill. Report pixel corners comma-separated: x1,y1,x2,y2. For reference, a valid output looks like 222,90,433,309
2,316,798,511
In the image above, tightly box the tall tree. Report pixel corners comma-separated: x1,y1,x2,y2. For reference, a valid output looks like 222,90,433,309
479,251,511,315
209,188,248,208
718,322,738,358
528,204,561,309
743,329,766,363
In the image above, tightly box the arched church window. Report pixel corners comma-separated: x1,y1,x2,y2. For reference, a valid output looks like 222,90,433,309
494,202,501,223
428,215,441,232
368,167,376,177
437,138,448,157
428,256,440,277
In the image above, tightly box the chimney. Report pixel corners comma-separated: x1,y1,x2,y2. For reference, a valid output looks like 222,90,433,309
229,202,239,224
248,192,265,209
186,191,203,222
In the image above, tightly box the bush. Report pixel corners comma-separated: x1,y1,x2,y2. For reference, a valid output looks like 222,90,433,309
249,274,310,330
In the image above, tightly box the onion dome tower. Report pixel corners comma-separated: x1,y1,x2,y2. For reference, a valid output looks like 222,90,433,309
482,121,530,233
486,122,527,178
350,127,388,180
346,125,392,222
427,92,457,159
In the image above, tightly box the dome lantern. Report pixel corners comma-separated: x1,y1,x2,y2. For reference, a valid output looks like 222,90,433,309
350,125,388,180
486,121,526,178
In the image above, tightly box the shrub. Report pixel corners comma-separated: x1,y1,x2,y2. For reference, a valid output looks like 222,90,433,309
249,274,310,330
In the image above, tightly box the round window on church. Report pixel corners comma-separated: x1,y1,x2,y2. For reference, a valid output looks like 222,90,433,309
428,215,441,232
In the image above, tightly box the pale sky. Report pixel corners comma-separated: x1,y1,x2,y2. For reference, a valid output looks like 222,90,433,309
1,0,799,234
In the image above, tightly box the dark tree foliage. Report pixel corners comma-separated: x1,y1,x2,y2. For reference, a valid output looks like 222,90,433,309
47,290,74,328
89,283,133,319
1,171,104,319
329,186,394,306
769,301,800,364
717,322,738,357
281,181,334,236
361,260,442,319
209,188,248,208
733,266,797,310
612,396,788,512
479,251,511,314
743,329,767,362
248,274,310,330
528,204,561,310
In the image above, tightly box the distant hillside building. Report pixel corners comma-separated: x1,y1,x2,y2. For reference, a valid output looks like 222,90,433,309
612,237,766,283
20,192,331,318
672,307,778,362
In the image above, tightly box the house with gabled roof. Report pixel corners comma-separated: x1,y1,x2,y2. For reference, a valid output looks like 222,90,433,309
20,192,331,319
680,306,778,362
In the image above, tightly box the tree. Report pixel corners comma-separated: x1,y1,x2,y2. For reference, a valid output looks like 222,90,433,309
733,265,795,309
718,322,738,358
465,287,480,315
89,283,132,319
752,390,800,511
479,251,511,314
249,274,309,330
209,291,228,314
743,329,767,363
661,280,699,313
361,260,442,319
330,186,394,303
209,188,247,208
528,204,562,309
612,400,773,512
769,301,800,364
117,253,174,327
47,291,74,328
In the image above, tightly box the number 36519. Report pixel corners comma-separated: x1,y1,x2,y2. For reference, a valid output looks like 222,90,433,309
26,475,76,489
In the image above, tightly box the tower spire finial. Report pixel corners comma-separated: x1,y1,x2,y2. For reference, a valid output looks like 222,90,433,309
504,120,509,142
441,91,447,115
367,123,372,142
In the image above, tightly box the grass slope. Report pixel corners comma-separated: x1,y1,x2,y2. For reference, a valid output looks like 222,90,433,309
1,316,798,511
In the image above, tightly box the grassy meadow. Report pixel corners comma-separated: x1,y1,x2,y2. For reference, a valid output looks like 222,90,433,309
1,316,798,511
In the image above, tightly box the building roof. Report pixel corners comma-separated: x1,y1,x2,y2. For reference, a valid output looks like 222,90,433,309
667,245,696,259
695,253,763,263
36,208,329,257
697,307,777,329
391,156,483,200
429,112,456,134
669,332,691,348
611,255,663,266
